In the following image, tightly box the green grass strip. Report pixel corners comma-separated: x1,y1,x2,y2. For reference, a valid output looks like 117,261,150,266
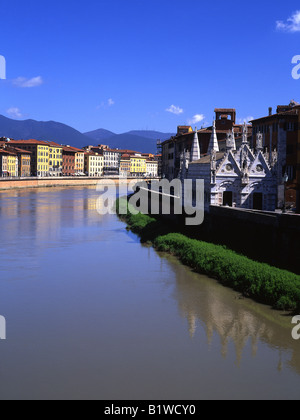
116,197,300,312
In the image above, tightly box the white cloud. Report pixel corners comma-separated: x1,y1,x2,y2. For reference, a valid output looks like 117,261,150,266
6,107,24,119
188,114,205,125
166,105,184,115
276,11,300,32
238,116,254,124
13,76,44,88
97,98,115,109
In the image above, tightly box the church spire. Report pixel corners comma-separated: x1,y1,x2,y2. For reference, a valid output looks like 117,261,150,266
207,120,219,154
190,127,200,162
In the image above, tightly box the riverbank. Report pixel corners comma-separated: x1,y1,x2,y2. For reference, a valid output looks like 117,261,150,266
117,198,300,312
0,177,152,191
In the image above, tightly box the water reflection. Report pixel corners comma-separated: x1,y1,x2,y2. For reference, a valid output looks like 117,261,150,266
0,186,299,400
160,254,299,373
0,187,106,244
0,187,110,280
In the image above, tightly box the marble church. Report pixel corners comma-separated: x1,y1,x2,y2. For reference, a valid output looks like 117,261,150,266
182,121,278,212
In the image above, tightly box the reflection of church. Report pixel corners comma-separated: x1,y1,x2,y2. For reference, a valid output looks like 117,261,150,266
168,260,300,372
183,122,278,212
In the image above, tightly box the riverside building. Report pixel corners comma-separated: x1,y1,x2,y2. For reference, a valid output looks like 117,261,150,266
161,109,252,180
187,123,278,212
0,148,17,177
6,139,49,177
251,100,300,211
47,142,63,176
130,155,146,177
84,152,104,177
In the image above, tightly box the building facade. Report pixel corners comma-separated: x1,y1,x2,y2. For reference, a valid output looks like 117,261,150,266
74,149,85,174
146,160,158,177
15,148,31,177
154,154,162,177
62,147,76,176
0,149,18,177
102,149,121,175
84,152,104,177
120,155,131,177
251,100,300,211
0,149,9,177
7,140,49,177
48,142,63,176
7,153,18,177
161,110,252,180
187,124,278,212
130,155,146,176
0,145,31,177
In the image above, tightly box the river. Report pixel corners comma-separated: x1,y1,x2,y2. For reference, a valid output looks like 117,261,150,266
0,187,299,400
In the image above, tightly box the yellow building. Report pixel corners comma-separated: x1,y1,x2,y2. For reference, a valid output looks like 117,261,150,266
0,148,18,177
75,151,85,174
7,154,18,177
47,142,63,176
84,152,104,177
130,155,146,176
9,140,50,177
36,144,49,177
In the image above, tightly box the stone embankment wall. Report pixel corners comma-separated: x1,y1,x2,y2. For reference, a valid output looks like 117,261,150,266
145,188,300,274
203,206,300,274
0,177,150,191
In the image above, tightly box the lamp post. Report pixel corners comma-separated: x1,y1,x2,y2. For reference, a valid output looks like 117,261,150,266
282,172,289,213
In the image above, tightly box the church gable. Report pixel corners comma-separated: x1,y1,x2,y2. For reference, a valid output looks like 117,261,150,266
235,144,255,169
216,151,241,177
249,152,271,177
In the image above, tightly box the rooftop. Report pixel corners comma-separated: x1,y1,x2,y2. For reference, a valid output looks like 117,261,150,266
7,139,50,146
0,148,17,156
215,108,236,113
189,152,225,165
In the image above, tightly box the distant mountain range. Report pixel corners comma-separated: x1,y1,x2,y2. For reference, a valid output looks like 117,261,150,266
84,129,175,153
0,115,92,149
0,115,174,153
84,128,116,142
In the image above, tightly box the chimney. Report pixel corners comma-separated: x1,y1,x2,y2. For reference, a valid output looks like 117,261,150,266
269,107,273,116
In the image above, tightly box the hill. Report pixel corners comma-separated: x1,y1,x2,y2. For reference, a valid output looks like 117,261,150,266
126,130,174,141
84,129,174,153
105,133,158,154
84,128,116,142
0,115,92,149
0,115,174,153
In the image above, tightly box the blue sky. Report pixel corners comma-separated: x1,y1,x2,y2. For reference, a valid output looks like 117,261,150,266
0,0,300,134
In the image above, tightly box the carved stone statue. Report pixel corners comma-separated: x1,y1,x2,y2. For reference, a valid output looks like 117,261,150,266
256,132,263,151
242,122,248,144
